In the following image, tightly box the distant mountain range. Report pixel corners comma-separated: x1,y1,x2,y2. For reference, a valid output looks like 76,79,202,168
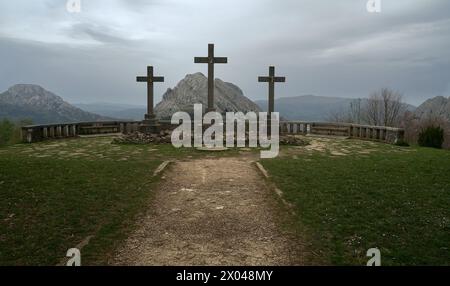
0,84,110,124
2,82,448,126
255,95,355,121
73,102,146,121
78,94,359,121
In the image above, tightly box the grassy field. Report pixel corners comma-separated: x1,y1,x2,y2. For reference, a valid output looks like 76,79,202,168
262,138,450,265
1,135,449,265
0,137,211,265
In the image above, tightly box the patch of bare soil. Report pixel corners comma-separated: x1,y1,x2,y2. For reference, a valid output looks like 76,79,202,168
111,157,304,266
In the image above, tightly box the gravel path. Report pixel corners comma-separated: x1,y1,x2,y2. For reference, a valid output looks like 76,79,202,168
112,157,303,265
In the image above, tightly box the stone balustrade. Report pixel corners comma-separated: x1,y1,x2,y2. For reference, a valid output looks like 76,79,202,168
280,121,405,144
22,120,404,144
21,121,141,143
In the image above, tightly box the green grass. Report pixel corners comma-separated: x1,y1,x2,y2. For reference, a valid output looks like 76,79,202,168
2,136,449,266
0,137,204,265
0,137,258,265
261,142,450,265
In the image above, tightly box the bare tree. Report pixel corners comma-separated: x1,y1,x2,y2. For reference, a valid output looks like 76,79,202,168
348,98,362,124
364,92,382,126
326,108,348,123
363,88,404,127
381,88,403,126
326,98,362,124
326,90,404,127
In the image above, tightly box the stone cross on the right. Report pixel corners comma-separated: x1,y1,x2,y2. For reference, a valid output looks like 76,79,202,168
258,66,286,116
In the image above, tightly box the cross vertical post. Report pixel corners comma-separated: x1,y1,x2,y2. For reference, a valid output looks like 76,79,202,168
208,44,214,113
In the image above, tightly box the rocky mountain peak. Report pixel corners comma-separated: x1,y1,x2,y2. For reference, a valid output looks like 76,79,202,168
414,96,450,121
0,84,109,124
8,84,47,95
156,73,261,119
2,84,71,110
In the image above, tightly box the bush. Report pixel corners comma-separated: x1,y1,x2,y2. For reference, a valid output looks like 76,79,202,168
0,119,15,145
418,125,444,149
0,119,33,146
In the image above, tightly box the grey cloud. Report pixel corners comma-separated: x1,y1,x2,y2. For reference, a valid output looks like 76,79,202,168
0,0,450,107
68,23,130,45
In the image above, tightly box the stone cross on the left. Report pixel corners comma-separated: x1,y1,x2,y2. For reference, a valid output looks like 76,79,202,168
136,66,164,133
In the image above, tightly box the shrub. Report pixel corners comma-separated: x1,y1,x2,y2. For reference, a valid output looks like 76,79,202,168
0,119,33,146
418,125,444,149
0,119,15,145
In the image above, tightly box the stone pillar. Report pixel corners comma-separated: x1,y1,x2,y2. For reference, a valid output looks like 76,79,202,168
56,126,62,137
26,129,33,143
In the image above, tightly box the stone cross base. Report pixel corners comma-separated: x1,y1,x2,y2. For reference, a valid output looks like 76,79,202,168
139,122,161,134
139,114,160,134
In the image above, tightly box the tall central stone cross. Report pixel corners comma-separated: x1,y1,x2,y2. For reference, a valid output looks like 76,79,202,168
136,66,164,121
194,43,228,112
258,66,286,115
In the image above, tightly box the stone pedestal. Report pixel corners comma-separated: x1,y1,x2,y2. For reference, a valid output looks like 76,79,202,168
139,114,160,134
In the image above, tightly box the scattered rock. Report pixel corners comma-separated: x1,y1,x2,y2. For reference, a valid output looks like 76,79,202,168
112,131,309,147
279,135,310,146
112,131,173,145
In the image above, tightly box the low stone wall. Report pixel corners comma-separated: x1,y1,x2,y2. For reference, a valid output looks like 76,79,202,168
21,121,141,143
280,121,405,144
22,120,405,144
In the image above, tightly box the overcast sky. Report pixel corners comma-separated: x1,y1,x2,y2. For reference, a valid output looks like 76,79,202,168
1,0,450,106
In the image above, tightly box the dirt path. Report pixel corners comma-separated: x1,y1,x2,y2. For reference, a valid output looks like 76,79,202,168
111,157,303,266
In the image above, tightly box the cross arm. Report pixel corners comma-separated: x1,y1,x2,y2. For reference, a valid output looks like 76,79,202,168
194,57,209,63
258,76,271,82
153,76,165,82
136,76,148,82
213,57,228,64
274,77,286,82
